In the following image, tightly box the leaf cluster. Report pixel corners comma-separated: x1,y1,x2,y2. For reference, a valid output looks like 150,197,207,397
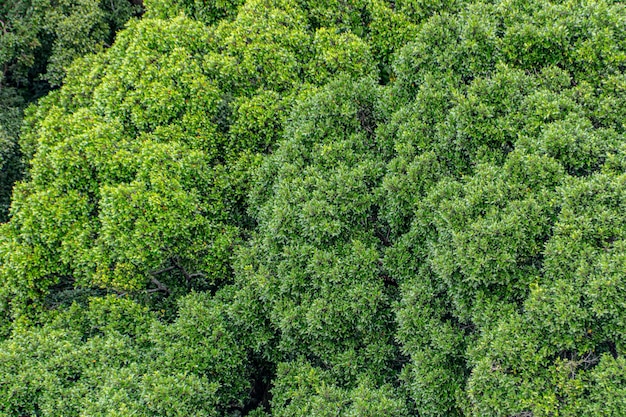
2,0,626,416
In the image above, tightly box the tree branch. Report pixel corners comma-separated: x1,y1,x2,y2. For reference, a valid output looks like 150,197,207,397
150,277,170,294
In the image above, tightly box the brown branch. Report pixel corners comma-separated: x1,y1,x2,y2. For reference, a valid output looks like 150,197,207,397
150,277,170,294
172,256,205,288
174,257,192,287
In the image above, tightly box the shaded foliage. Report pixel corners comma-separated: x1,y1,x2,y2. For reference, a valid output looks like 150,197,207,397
2,0,626,415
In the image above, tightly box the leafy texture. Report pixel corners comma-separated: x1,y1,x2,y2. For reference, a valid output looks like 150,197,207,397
2,0,626,415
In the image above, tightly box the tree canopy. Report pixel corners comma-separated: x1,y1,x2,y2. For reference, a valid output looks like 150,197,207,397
1,0,626,415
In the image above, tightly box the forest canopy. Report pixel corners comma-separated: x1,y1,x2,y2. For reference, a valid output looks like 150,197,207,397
1,0,626,416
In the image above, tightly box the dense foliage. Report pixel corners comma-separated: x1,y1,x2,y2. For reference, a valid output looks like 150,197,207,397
0,0,142,221
2,0,626,415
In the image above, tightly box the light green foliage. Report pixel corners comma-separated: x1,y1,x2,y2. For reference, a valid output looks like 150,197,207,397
0,0,389,411
306,28,376,85
144,0,243,25
93,141,238,291
2,0,626,415
208,0,312,94
1,0,381,319
296,0,369,32
271,360,409,417
1,16,227,318
296,0,422,82
0,0,136,223
0,297,153,416
0,294,256,416
366,0,419,81
81,368,221,417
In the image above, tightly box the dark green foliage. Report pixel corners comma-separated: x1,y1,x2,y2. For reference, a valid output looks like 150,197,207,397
2,0,626,415
0,88,24,221
0,0,139,89
383,1,626,415
243,77,400,388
